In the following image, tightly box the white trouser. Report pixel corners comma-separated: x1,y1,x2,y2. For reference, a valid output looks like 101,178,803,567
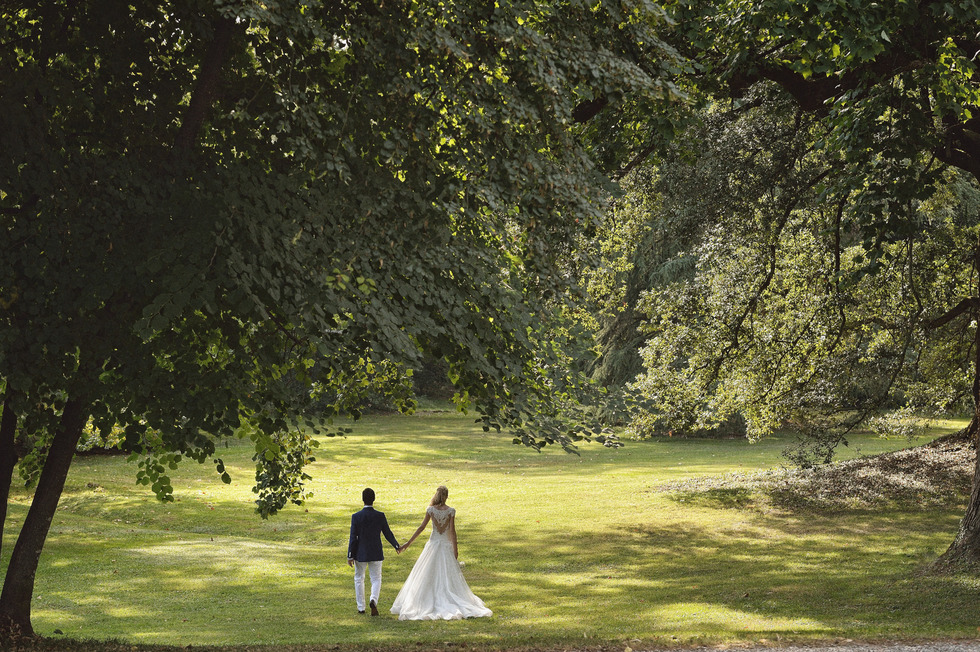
353,560,383,611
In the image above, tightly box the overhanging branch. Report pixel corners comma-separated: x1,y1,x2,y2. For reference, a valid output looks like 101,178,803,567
927,297,980,330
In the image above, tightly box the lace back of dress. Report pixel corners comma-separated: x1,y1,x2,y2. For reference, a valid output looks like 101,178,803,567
429,506,454,535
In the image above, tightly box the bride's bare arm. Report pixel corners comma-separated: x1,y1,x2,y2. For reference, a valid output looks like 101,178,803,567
399,512,430,552
449,514,458,559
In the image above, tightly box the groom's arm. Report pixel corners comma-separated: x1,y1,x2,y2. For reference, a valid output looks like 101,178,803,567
347,515,358,565
380,515,400,551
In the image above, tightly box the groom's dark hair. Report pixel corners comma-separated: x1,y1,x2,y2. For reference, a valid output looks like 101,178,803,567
362,487,375,505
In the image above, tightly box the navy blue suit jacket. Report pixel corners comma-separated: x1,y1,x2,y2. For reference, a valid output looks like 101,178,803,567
348,506,400,562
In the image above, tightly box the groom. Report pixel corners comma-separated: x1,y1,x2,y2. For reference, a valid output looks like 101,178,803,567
347,487,401,616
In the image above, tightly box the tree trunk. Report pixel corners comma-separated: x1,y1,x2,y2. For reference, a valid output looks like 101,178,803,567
937,415,980,568
937,274,980,568
0,389,18,561
939,438,980,567
172,16,239,160
0,396,88,638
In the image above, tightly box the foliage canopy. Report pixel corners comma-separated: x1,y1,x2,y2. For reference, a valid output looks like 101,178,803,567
0,0,681,636
599,0,980,563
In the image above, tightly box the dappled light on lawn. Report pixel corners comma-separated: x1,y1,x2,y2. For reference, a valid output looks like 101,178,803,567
652,602,827,635
12,411,980,646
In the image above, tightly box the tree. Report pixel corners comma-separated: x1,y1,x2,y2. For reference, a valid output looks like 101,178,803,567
0,0,681,637
629,89,973,439
617,0,980,565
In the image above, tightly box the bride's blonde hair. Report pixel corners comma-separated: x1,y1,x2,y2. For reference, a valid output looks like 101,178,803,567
430,485,448,506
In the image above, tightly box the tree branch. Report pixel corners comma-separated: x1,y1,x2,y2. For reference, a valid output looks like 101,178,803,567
753,65,843,113
572,95,608,123
614,141,658,181
0,196,39,216
927,297,980,330
173,17,240,160
0,388,18,563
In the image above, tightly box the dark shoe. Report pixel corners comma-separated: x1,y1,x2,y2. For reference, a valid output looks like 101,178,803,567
370,600,379,616
358,610,365,614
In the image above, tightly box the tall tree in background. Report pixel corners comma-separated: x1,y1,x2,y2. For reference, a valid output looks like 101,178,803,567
0,0,680,636
614,0,980,566
628,89,975,446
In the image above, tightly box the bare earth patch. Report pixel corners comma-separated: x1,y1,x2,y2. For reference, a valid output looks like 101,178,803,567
654,435,976,510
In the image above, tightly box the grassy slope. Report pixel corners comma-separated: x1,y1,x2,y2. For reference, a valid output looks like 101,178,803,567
2,411,978,648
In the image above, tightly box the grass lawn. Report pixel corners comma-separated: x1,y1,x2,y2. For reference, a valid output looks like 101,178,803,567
3,409,979,649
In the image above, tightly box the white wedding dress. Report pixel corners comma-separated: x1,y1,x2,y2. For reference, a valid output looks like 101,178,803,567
390,506,492,620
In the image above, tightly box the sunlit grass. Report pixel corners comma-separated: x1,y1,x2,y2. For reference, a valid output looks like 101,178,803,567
3,410,978,649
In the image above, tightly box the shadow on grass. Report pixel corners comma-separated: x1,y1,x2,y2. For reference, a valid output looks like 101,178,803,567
26,499,980,646
12,413,976,646
672,488,757,509
310,419,800,482
468,510,979,639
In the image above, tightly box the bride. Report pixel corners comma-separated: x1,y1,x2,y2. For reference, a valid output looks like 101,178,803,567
390,486,492,620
